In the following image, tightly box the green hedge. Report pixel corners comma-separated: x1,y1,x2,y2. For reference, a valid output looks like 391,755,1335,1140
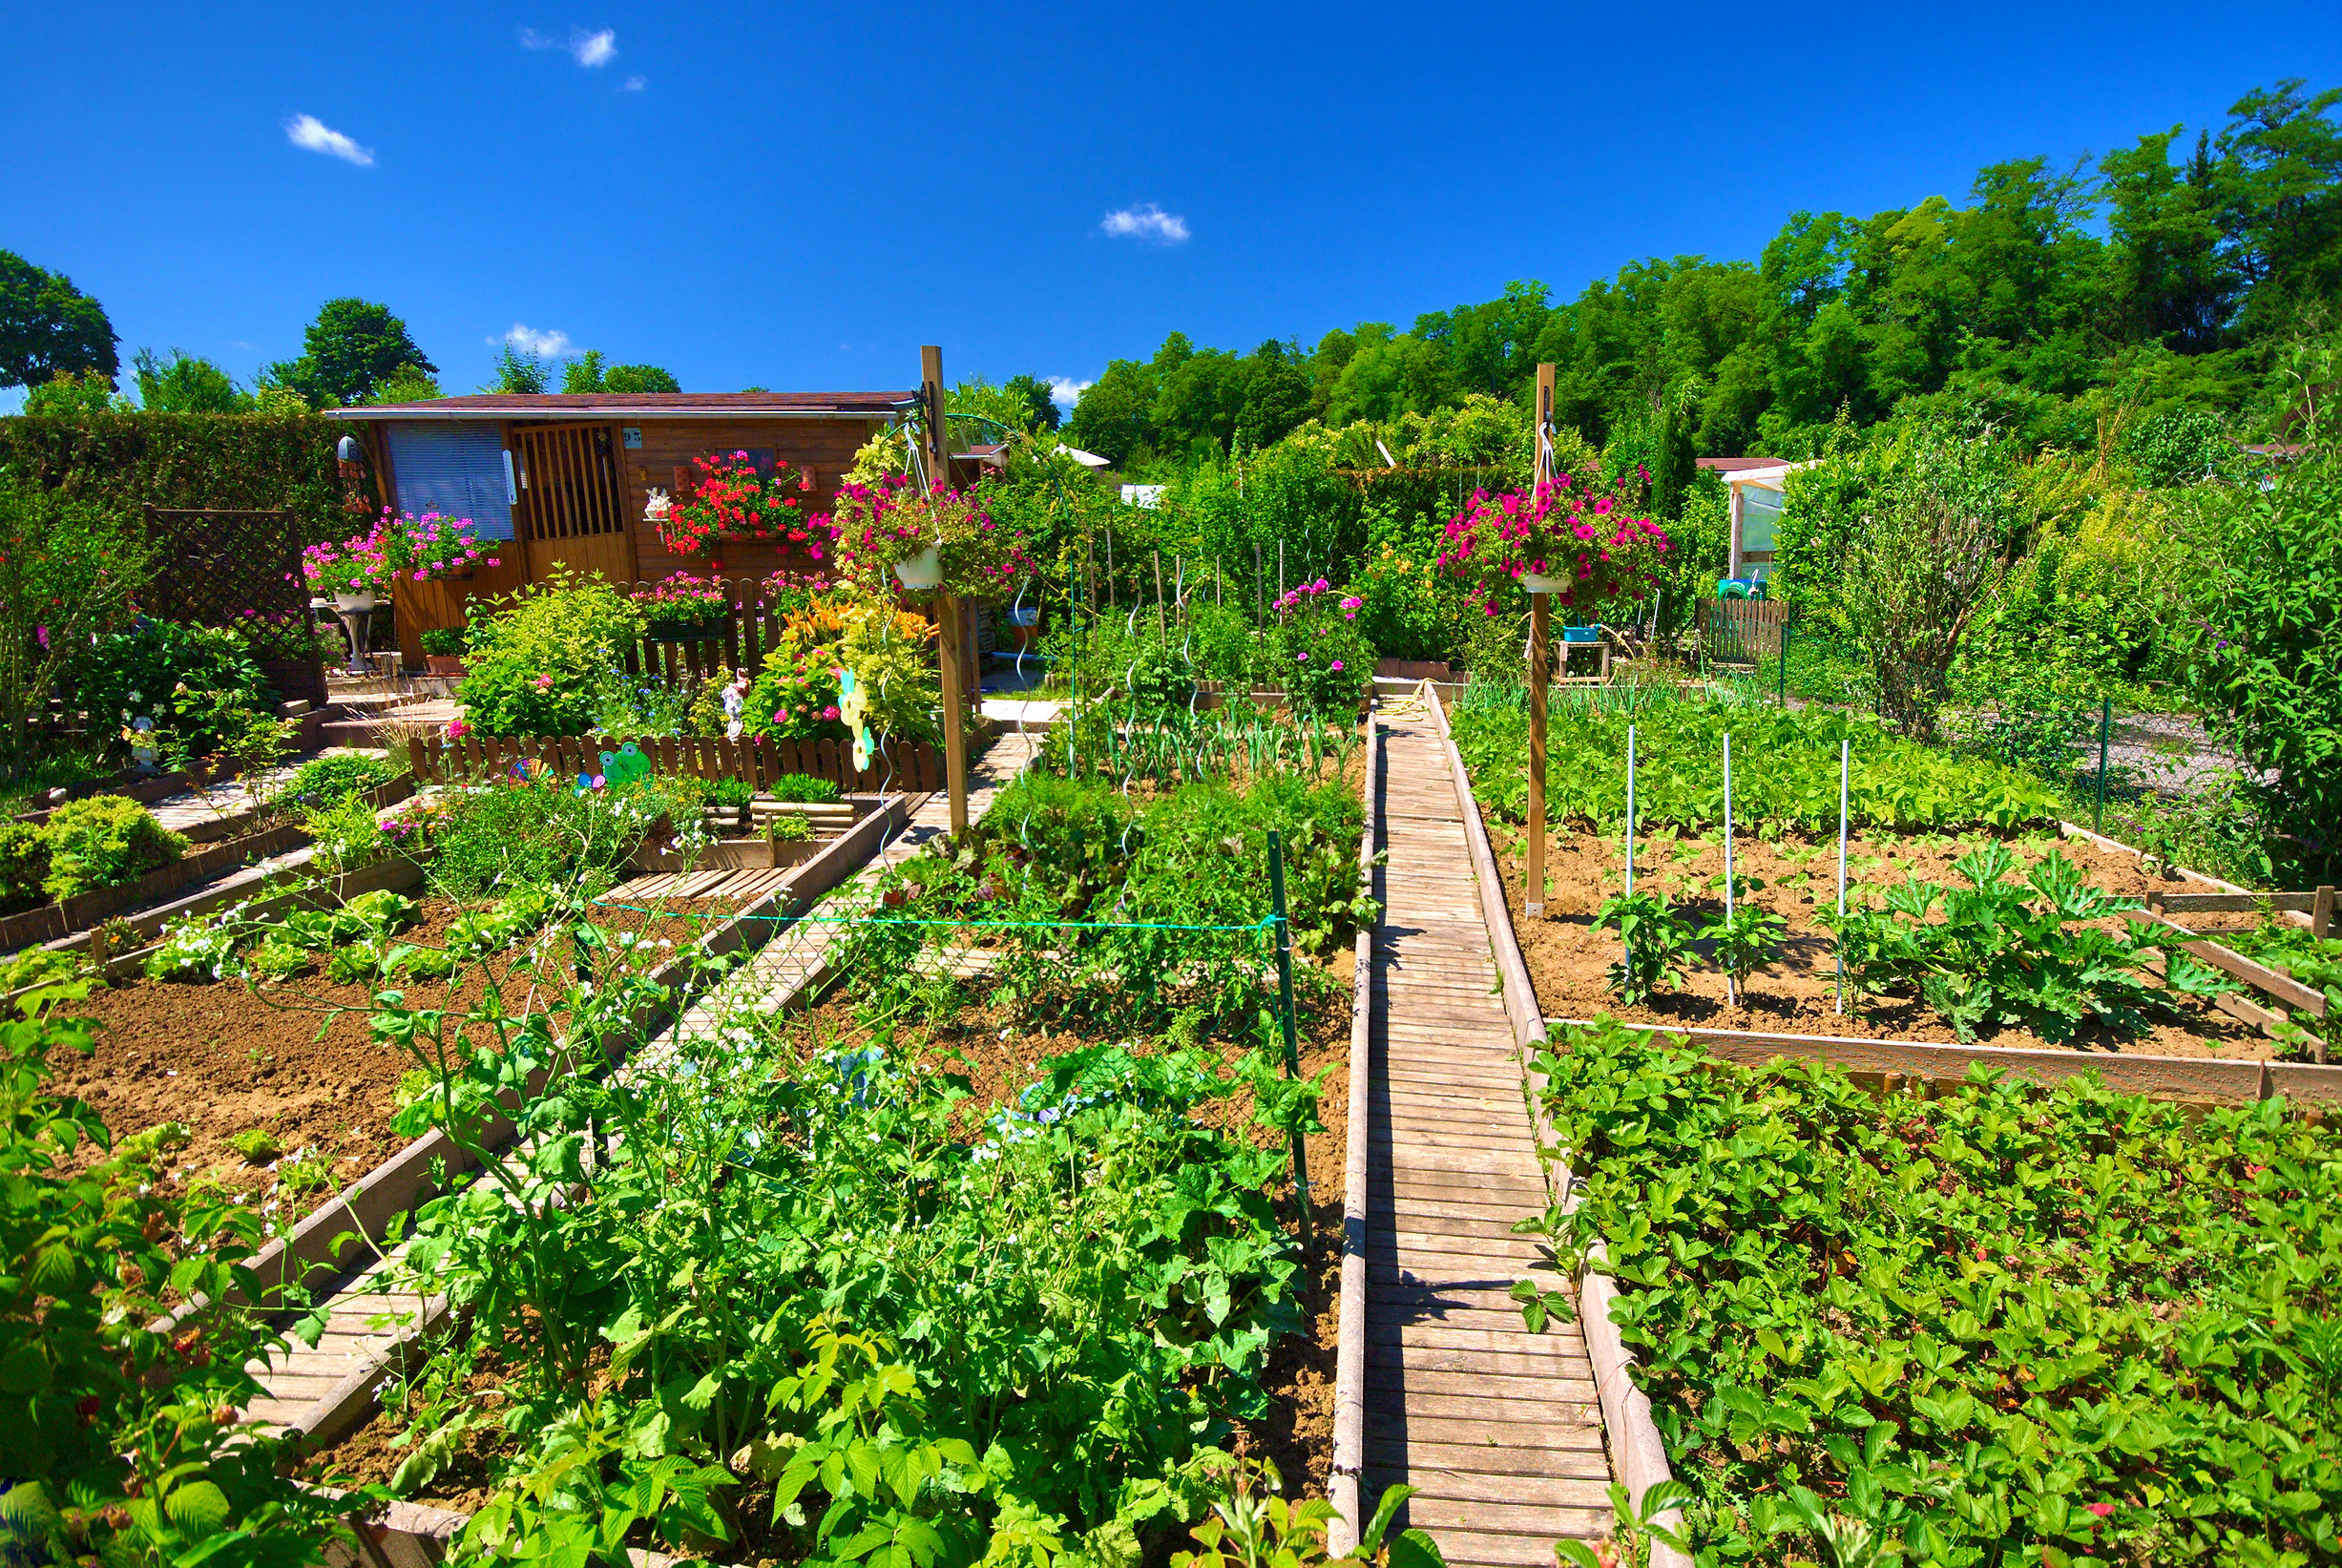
0,411,350,542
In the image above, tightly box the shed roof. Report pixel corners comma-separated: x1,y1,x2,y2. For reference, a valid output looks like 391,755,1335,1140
1695,455,1787,472
324,390,919,422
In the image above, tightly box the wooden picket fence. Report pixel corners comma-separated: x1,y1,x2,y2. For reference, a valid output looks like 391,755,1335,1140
411,731,944,795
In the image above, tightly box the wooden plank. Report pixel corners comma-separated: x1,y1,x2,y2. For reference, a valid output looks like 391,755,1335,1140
1375,1437,1609,1484
1368,1392,1603,1429
2148,891,2320,913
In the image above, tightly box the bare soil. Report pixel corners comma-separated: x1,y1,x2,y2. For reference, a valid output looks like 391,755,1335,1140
1480,813,2266,1058
53,897,744,1202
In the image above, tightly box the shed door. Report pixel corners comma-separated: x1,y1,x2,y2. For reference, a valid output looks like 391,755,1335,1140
513,423,636,585
385,423,516,540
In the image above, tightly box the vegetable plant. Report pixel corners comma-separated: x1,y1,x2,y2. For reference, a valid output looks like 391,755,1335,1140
1594,888,1694,1004
1822,842,2231,1041
1520,1018,2342,1566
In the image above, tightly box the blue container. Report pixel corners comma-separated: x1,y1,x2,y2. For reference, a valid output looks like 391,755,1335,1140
1561,624,1600,644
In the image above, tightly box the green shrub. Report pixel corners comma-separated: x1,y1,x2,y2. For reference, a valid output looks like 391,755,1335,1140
418,627,467,658
2186,440,2342,869
457,569,646,737
68,620,274,764
271,752,401,814
40,796,188,902
0,822,52,913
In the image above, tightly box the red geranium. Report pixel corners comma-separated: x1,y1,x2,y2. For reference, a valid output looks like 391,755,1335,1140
659,450,836,559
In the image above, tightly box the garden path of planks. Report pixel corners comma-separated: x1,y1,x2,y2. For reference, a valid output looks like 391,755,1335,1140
1363,704,1611,1565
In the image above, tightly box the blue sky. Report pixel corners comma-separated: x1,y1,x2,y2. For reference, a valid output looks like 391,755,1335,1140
7,1,2340,413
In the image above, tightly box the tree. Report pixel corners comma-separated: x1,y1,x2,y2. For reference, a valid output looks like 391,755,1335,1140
485,343,551,394
264,299,436,408
560,349,607,393
0,250,117,390
1001,374,1060,432
21,371,125,415
1236,342,1310,448
367,364,444,404
1061,357,1160,466
604,364,680,393
132,348,249,412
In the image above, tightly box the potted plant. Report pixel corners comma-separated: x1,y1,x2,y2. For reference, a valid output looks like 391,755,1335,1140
418,626,469,676
827,475,1033,597
656,451,834,561
381,508,500,581
630,573,733,641
302,534,392,610
1438,475,1672,610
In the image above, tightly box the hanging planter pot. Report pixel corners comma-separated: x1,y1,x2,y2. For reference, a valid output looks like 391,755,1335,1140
334,592,379,613
893,545,944,592
1517,573,1567,595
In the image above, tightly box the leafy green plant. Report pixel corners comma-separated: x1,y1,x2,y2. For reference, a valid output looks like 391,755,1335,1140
1451,698,2062,836
0,820,51,913
1521,1018,2342,1566
227,1127,282,1164
766,772,841,804
1700,898,1789,999
271,751,402,814
419,626,467,658
765,813,811,844
69,618,274,766
1823,842,2229,1041
1595,888,1695,1004
145,909,251,982
40,795,188,902
0,1014,356,1564
303,789,390,875
1171,1460,1444,1568
457,567,648,737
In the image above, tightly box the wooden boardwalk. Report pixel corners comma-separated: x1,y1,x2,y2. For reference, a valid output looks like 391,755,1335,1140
1363,704,1611,1564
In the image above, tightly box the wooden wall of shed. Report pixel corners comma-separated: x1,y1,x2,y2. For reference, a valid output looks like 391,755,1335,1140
624,417,889,582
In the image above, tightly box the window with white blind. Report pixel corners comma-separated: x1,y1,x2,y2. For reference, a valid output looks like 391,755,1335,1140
385,422,516,541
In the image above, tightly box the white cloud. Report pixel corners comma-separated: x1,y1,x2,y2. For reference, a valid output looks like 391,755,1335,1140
522,26,617,66
495,323,574,358
1046,376,1092,409
1100,202,1188,242
620,74,646,92
283,114,373,167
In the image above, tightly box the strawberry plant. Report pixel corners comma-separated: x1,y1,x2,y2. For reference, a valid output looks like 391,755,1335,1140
1522,1018,2342,1566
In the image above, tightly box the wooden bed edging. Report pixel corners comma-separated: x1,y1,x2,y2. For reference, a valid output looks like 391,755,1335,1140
272,796,916,1461
1547,1018,2342,1109
1424,681,1690,1567
1327,716,1379,1554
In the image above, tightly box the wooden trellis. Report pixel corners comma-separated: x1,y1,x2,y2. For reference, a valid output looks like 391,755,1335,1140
138,507,327,707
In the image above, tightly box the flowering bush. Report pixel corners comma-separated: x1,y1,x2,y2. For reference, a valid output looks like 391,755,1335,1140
657,450,828,558
1438,476,1672,612
741,649,847,742
1270,578,1373,716
457,569,646,737
827,475,1033,596
631,572,732,630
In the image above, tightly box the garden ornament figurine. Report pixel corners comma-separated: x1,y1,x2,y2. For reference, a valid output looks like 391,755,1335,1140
643,488,672,525
601,743,653,786
721,671,749,740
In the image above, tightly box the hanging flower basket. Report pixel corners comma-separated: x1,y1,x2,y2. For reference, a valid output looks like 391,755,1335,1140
828,476,1032,598
1438,476,1672,611
658,451,836,560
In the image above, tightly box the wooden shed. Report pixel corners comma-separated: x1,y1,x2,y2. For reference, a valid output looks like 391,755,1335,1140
324,390,917,665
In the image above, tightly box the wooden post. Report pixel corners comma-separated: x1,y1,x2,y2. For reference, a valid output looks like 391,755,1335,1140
922,345,968,838
1524,362,1558,918
2315,885,2335,942
1526,591,1549,918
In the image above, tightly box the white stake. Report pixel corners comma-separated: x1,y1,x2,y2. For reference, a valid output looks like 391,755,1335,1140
1836,736,1850,1015
1723,731,1736,1008
1624,724,1637,898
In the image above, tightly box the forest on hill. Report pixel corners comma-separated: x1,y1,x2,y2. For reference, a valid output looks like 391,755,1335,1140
1059,80,2342,470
